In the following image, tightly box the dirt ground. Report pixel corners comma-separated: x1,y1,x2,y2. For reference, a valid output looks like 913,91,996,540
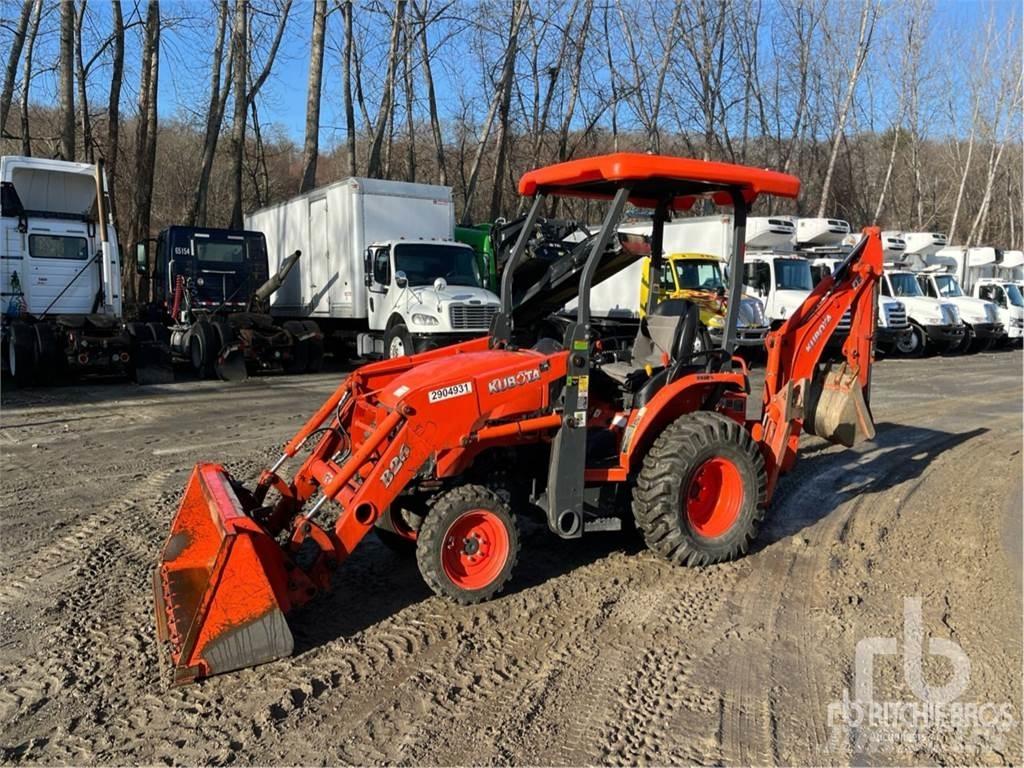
0,348,1021,766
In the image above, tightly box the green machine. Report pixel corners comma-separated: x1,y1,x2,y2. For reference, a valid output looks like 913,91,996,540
454,224,498,292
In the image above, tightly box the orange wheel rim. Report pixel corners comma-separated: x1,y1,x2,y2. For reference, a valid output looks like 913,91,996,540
684,457,743,538
441,509,509,590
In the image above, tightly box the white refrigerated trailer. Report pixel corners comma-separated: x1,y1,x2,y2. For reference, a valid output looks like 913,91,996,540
245,177,500,358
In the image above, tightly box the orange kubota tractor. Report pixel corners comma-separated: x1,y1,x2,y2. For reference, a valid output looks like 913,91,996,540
155,154,882,684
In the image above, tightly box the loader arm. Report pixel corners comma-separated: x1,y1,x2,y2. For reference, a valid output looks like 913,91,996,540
755,227,884,496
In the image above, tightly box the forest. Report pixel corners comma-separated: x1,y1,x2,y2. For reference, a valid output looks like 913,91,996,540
1,0,1021,297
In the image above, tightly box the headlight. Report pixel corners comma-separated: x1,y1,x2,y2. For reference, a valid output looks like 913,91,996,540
411,313,439,326
707,315,725,328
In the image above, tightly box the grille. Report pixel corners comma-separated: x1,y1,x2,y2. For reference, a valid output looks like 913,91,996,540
837,308,852,331
449,303,498,330
885,303,908,329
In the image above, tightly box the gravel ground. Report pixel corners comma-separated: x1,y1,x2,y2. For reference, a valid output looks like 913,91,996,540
0,347,1021,766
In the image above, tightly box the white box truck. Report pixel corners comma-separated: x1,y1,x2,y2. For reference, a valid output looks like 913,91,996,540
245,177,500,359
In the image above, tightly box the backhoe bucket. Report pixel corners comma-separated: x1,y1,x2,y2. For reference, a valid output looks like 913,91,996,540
154,463,294,685
805,363,875,448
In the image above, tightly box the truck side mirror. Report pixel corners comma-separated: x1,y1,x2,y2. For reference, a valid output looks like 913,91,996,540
135,242,149,275
395,270,408,288
363,249,373,287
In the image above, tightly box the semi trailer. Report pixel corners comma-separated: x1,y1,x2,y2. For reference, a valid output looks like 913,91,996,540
135,226,323,380
246,177,500,359
1,155,169,385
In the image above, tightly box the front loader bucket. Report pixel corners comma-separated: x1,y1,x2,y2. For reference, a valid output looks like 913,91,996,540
805,363,876,448
154,463,294,685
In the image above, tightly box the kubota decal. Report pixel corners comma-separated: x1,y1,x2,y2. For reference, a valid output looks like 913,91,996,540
487,368,541,394
804,313,833,353
428,381,473,403
381,444,412,488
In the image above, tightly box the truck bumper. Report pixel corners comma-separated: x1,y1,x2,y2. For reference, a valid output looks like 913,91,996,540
709,326,770,347
412,331,490,352
923,324,966,346
970,322,1003,340
1005,320,1024,339
876,326,911,346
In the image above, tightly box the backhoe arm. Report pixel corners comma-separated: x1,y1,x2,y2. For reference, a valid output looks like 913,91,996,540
755,227,884,495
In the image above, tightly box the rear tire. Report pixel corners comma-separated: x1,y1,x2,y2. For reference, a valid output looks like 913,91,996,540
34,323,67,384
9,322,36,386
633,412,767,566
302,320,324,372
416,484,519,604
189,320,216,378
283,320,308,374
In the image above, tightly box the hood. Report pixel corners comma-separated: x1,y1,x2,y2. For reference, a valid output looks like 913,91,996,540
400,284,499,312
946,296,998,323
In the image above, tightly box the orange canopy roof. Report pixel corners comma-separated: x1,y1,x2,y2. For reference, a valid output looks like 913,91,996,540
518,152,800,209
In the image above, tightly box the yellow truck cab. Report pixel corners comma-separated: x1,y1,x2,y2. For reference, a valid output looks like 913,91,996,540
640,252,769,349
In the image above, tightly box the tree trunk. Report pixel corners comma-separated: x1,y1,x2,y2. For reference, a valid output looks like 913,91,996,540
228,0,249,229
127,0,160,304
74,0,93,162
106,0,124,233
0,0,33,137
187,0,232,226
299,0,327,193
872,126,901,224
462,0,526,224
19,0,42,155
402,13,415,182
487,1,526,222
366,0,406,178
341,0,356,175
816,0,877,217
414,0,446,185
59,0,76,160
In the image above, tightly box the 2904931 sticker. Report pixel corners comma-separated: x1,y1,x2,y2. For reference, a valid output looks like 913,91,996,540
428,381,474,403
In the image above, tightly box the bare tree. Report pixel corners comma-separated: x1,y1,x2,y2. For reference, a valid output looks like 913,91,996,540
299,0,327,193
74,0,94,161
414,0,448,184
816,0,879,217
126,0,160,302
106,0,124,230
18,0,42,155
366,1,406,179
187,0,233,226
340,0,357,175
0,0,33,137
59,0,76,159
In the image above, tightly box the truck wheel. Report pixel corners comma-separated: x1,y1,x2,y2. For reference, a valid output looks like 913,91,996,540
8,322,36,386
895,324,926,357
282,320,308,374
302,320,324,372
416,484,520,604
189,320,216,378
633,412,767,566
384,324,414,359
34,323,67,384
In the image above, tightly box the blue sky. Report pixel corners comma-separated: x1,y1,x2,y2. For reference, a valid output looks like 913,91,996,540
7,0,1020,146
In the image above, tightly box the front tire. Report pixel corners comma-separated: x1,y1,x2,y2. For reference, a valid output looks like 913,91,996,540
416,484,520,604
895,323,926,357
633,412,767,566
384,323,414,359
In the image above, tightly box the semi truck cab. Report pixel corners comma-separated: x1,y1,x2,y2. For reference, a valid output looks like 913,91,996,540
362,239,501,358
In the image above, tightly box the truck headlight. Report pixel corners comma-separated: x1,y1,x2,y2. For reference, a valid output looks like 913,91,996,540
411,313,439,326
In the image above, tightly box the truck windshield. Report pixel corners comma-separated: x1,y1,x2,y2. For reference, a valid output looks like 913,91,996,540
1005,283,1024,307
394,243,482,288
934,275,963,297
889,273,923,297
196,239,246,264
775,258,813,291
673,259,724,292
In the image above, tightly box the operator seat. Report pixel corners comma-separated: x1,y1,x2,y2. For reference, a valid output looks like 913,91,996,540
600,299,697,385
